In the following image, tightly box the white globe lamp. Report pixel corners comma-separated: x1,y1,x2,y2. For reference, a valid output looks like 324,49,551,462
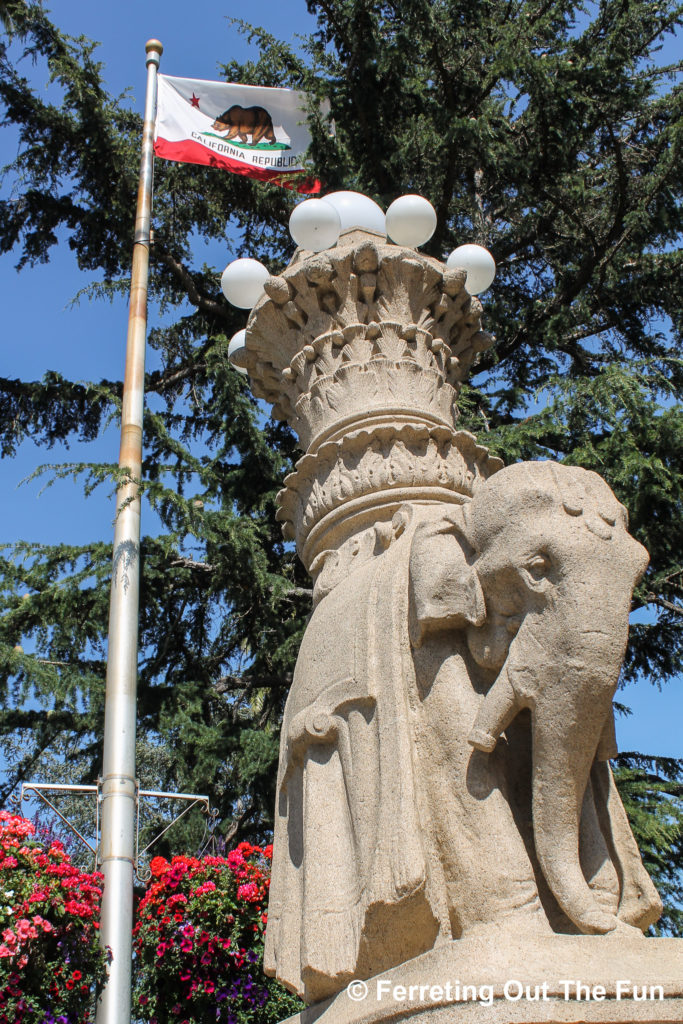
227,329,248,376
221,258,269,309
385,194,437,248
322,191,386,235
446,244,496,295
289,199,342,252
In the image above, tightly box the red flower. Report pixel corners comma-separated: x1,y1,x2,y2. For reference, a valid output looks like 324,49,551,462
150,856,170,878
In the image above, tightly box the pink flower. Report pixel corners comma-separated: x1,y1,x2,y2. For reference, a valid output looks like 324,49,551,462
226,850,245,870
193,881,216,896
237,882,260,902
167,893,187,906
16,919,38,941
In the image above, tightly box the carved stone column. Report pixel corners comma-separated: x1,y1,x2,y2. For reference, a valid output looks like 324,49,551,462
245,228,502,597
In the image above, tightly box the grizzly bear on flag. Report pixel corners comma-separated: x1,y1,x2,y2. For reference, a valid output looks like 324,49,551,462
211,104,276,145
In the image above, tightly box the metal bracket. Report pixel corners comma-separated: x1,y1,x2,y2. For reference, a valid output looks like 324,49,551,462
17,780,214,879
134,786,214,881
18,782,99,859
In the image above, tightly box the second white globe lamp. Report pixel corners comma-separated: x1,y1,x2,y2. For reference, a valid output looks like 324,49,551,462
385,194,437,248
289,199,342,252
221,258,269,309
322,191,386,236
446,244,496,295
227,329,248,376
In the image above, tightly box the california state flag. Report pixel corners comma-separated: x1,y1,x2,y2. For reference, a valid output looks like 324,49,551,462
154,75,321,193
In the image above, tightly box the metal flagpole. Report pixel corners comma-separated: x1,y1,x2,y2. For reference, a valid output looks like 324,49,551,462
96,38,162,1024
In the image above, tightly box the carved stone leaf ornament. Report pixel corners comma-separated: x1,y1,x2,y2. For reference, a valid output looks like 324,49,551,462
246,234,494,449
245,229,497,576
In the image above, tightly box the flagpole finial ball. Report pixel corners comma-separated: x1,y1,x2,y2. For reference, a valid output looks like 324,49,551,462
385,195,437,248
228,329,249,376
221,258,270,309
446,243,496,295
145,39,163,55
289,199,341,252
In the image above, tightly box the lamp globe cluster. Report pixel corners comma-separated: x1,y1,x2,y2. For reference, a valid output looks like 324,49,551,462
221,189,496,374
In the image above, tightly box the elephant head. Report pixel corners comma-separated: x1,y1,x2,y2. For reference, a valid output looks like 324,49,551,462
409,461,650,935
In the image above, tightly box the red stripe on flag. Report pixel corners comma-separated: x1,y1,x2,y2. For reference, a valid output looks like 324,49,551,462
154,137,320,195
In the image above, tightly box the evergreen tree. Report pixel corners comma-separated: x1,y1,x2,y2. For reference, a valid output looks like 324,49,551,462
0,0,681,929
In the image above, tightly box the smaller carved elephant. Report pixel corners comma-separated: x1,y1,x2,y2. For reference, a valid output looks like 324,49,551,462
409,460,661,936
211,104,276,145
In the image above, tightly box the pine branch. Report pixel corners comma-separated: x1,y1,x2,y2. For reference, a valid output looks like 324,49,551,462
169,558,215,572
223,800,256,844
647,595,683,618
213,672,293,693
153,245,230,321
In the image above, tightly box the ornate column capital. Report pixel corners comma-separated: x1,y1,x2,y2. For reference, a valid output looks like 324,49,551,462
245,229,501,571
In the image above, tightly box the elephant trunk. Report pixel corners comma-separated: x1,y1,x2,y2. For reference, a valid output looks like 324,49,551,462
469,613,629,934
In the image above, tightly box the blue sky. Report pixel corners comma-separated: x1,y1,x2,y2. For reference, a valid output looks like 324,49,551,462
0,0,681,761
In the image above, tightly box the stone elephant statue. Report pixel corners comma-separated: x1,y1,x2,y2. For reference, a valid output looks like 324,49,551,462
409,460,661,937
265,460,661,1002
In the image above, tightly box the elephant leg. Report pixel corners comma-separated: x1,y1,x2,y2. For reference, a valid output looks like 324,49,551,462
468,664,519,752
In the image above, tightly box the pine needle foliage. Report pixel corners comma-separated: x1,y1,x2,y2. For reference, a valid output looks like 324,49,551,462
0,0,681,926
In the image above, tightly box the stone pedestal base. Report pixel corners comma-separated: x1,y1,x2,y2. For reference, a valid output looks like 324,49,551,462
279,935,683,1024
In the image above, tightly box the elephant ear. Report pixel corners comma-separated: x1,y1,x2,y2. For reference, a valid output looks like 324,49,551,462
409,506,486,648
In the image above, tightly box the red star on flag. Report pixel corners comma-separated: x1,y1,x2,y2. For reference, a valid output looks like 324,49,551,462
190,93,200,108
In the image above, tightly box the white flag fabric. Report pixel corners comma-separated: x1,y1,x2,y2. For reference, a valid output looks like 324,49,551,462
154,75,320,193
